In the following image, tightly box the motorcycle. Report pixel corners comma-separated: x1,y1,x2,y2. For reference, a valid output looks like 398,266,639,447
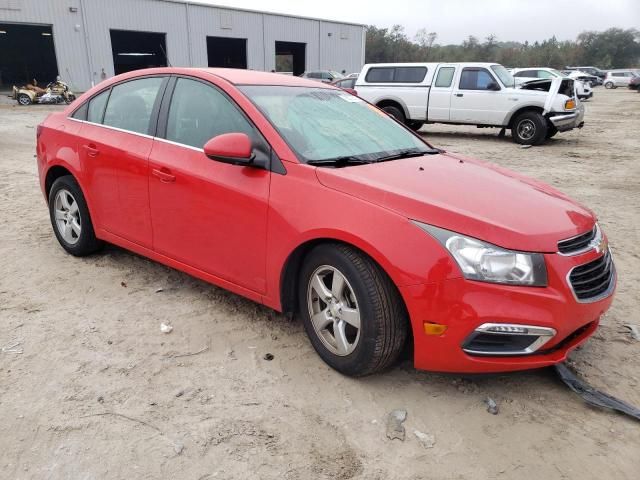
10,77,76,106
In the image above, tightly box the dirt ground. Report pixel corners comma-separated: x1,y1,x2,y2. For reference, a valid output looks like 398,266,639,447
1,88,639,480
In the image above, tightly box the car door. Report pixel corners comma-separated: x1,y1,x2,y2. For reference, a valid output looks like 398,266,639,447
148,76,271,293
78,76,166,248
427,65,456,121
450,67,510,125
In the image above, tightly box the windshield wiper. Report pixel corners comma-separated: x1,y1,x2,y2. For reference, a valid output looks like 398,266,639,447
306,156,373,167
374,148,439,163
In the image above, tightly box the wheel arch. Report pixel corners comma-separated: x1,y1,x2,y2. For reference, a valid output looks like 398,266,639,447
279,236,408,318
506,105,545,128
375,98,409,120
45,165,75,201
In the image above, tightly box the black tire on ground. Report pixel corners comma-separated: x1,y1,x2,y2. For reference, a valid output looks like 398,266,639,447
380,105,405,124
604,81,614,89
408,121,424,132
546,126,559,139
48,175,103,256
17,93,32,106
297,243,408,377
511,111,548,145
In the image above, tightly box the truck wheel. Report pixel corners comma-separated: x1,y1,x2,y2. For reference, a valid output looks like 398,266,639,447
408,121,424,132
298,243,408,377
604,81,614,89
511,111,548,145
17,93,32,106
381,105,405,124
546,126,558,139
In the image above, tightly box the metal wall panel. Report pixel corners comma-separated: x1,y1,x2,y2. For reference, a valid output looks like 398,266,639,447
0,0,366,91
186,4,264,69
319,22,365,74
82,0,190,83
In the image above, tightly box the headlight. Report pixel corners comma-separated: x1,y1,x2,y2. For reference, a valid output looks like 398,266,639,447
413,221,547,286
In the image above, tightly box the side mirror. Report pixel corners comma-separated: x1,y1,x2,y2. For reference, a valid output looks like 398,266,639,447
204,132,255,166
487,81,501,91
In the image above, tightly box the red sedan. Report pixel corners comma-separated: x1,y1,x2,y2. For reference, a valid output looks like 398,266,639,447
37,68,616,375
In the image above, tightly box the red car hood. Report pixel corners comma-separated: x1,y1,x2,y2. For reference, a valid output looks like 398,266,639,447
315,152,595,252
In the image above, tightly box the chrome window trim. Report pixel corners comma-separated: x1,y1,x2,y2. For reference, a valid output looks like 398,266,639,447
68,117,205,152
67,117,155,140
557,223,602,256
566,249,616,304
154,136,204,153
462,323,557,356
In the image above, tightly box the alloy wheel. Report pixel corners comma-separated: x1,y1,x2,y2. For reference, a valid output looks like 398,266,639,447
54,189,82,245
307,265,361,356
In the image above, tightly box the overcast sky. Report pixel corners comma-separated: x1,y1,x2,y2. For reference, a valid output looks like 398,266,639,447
203,0,640,44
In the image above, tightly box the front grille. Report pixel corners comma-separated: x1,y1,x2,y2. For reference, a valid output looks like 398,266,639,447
568,250,615,301
558,226,597,254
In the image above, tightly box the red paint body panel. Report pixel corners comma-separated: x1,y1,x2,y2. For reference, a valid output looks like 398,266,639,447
37,67,616,374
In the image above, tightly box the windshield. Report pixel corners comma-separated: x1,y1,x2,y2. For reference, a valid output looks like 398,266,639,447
549,69,564,77
239,86,432,163
491,64,515,88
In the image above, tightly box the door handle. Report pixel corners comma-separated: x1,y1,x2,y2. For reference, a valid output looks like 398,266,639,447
454,93,464,97
152,168,176,183
83,144,99,157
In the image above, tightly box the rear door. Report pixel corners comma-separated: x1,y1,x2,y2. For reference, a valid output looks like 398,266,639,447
148,76,271,293
427,65,456,121
77,76,166,248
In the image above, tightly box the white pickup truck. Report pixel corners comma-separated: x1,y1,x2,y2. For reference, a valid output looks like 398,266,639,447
355,62,585,145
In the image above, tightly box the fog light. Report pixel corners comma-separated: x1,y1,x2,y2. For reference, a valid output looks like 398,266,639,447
423,322,447,335
485,325,528,334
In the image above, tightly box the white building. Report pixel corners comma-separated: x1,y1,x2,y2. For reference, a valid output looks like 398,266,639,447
0,0,366,90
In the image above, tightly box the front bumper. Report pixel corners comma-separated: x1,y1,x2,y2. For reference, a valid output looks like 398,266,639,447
548,103,585,131
578,92,593,99
400,247,615,373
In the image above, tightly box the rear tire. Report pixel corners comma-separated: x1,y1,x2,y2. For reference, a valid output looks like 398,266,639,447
408,121,424,132
48,175,103,256
511,111,548,145
298,243,408,377
380,105,405,124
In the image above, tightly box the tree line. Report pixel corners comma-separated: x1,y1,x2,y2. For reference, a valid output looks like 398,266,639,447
365,26,640,69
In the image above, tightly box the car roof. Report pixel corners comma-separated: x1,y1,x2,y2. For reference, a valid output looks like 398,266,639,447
101,67,333,88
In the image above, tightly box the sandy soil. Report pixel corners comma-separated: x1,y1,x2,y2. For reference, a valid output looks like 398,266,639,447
0,88,639,480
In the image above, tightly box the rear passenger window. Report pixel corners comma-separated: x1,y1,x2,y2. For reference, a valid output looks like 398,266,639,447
103,77,164,135
87,89,110,123
166,78,255,149
434,67,455,87
459,69,496,90
365,67,427,83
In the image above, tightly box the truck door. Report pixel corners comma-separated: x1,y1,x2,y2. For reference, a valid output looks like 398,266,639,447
427,65,456,121
450,67,510,125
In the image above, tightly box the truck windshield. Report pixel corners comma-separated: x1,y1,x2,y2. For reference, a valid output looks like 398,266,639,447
491,65,515,88
239,86,433,164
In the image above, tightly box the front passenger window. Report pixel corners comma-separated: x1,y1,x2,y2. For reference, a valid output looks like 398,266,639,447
166,78,255,149
459,69,496,90
103,77,164,135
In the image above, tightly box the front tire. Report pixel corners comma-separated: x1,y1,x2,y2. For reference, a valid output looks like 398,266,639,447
17,93,32,105
298,243,408,377
604,81,614,89
48,175,103,256
511,111,548,145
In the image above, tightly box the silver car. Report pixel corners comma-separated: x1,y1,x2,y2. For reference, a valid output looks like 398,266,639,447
604,70,639,89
